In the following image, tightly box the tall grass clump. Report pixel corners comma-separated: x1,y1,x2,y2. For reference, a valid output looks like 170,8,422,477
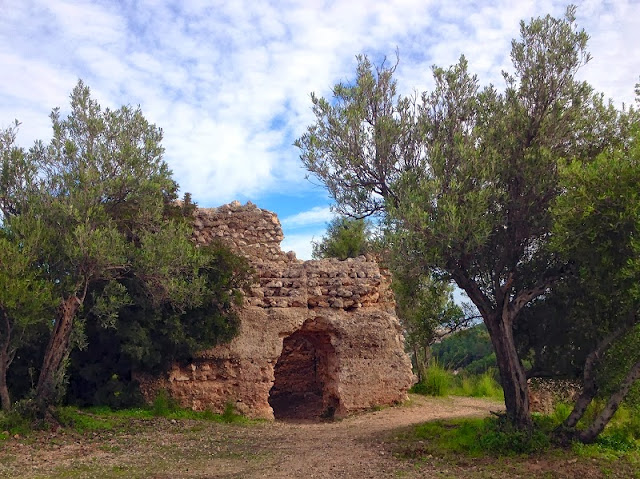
151,390,181,417
549,402,573,425
449,371,503,399
410,362,452,396
472,371,502,399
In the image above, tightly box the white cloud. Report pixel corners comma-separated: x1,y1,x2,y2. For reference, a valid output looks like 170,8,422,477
281,231,324,261
281,207,335,229
1,0,638,212
45,0,125,43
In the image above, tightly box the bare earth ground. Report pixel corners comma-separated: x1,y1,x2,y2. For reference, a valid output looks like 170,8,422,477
0,395,631,478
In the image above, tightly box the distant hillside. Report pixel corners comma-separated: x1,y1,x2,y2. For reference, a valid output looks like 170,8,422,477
432,324,496,375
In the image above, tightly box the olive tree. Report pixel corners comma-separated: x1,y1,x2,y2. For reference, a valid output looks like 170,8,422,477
2,81,248,411
296,8,628,428
549,122,640,443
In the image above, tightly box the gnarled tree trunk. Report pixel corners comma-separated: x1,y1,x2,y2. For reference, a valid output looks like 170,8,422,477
557,322,637,442
0,310,12,411
0,354,10,412
579,360,640,443
35,296,80,408
485,310,532,428
453,270,533,429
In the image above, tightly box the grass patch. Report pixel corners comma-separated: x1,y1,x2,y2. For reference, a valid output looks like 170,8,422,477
411,366,504,400
570,404,640,462
56,407,119,432
1,392,252,439
450,371,503,400
404,415,552,457
396,401,640,474
84,401,250,424
410,362,452,396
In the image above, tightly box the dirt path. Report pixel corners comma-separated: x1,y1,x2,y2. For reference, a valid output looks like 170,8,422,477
0,396,503,478
238,395,503,479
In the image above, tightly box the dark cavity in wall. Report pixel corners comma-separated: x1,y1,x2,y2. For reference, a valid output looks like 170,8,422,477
269,324,339,421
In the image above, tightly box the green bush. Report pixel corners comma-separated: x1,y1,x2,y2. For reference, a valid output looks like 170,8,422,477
220,402,245,423
410,416,551,456
621,411,640,440
471,372,502,398
0,407,34,438
409,381,430,395
595,428,638,452
151,390,180,417
458,375,474,396
411,366,504,399
478,416,551,455
550,402,573,426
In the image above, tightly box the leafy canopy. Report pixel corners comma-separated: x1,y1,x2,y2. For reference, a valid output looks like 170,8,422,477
311,216,372,260
296,7,635,430
1,81,251,410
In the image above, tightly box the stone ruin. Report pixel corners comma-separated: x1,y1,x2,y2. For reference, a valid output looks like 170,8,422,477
138,201,415,420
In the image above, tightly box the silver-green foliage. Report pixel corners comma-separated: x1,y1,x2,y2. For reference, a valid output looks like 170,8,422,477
0,81,248,411
296,7,633,430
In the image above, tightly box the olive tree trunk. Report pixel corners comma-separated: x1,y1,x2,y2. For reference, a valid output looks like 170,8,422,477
485,310,532,428
579,360,640,443
0,310,13,411
35,296,80,407
0,354,10,412
453,269,536,429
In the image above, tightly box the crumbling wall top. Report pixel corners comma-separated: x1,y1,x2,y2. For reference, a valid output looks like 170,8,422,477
192,201,394,312
192,200,291,262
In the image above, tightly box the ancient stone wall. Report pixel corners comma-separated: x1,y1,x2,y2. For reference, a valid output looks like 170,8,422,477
528,378,582,414
138,201,415,419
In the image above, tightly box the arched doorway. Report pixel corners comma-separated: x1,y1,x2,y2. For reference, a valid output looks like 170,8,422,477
269,323,339,421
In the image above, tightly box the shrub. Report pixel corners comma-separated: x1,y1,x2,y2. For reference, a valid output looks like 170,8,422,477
550,402,573,426
410,416,551,456
151,390,180,417
458,375,474,396
478,416,551,455
449,371,503,399
220,402,245,423
0,404,34,438
472,372,502,399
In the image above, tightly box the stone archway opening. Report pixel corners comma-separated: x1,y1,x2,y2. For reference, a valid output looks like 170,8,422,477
269,324,339,421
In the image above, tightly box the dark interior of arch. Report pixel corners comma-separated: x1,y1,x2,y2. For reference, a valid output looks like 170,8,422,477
269,327,339,421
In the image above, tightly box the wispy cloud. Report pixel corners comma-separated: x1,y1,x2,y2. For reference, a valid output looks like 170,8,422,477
281,231,325,261
281,206,335,229
1,0,638,216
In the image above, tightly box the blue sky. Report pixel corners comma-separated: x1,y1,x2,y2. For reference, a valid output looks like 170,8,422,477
1,0,639,259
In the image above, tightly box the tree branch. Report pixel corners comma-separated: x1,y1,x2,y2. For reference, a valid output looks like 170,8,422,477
450,265,493,320
563,317,637,429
